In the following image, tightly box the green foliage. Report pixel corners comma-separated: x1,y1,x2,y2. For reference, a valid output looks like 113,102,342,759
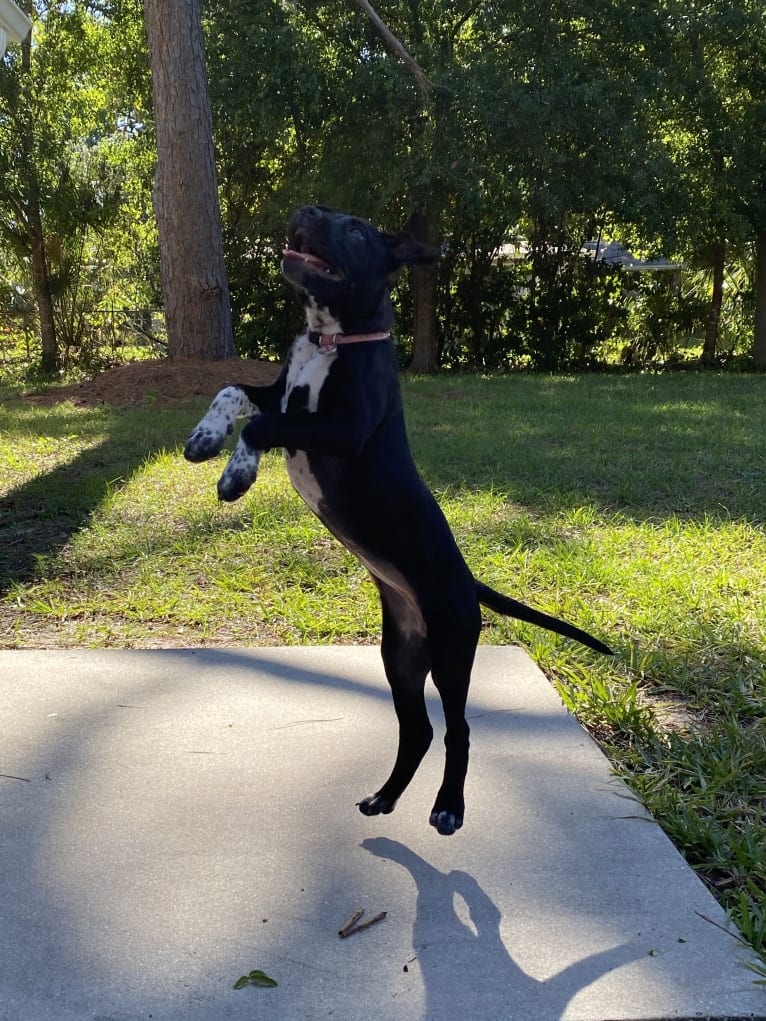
0,0,158,375
198,0,766,369
435,247,628,371
3,1,766,368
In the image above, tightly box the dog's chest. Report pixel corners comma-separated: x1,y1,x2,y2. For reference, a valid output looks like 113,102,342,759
280,333,337,413
282,334,337,513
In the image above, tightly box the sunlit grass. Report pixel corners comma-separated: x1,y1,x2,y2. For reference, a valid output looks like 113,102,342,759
1,372,765,967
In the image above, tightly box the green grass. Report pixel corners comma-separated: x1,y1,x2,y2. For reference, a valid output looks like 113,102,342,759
1,372,765,971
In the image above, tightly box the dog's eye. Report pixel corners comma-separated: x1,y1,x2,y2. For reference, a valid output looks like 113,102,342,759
349,225,365,240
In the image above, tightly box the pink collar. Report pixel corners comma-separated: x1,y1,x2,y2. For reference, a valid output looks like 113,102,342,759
310,330,390,350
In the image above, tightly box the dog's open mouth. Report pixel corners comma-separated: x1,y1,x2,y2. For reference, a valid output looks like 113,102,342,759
282,245,342,280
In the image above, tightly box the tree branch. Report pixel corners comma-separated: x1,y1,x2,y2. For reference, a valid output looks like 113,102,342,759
350,0,432,94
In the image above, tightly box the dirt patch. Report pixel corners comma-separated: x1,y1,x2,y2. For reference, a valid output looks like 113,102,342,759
25,357,282,409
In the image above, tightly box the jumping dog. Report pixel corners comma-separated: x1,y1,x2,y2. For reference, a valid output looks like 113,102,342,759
184,205,612,835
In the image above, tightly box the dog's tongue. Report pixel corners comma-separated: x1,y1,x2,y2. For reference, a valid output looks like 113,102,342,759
282,248,334,273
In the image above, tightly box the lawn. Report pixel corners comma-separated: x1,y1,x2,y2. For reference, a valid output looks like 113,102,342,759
1,371,765,971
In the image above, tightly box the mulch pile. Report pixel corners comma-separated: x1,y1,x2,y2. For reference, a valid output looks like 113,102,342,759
25,357,281,408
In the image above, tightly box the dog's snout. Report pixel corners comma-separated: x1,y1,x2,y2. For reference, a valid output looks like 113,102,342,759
289,205,330,243
301,205,332,221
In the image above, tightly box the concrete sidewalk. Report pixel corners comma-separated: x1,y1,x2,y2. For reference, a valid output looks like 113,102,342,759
0,646,763,1021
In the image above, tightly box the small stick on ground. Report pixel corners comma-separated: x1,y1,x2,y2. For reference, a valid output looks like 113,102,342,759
338,908,365,938
340,911,387,938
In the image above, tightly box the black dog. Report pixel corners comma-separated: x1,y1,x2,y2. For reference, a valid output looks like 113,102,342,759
184,205,611,835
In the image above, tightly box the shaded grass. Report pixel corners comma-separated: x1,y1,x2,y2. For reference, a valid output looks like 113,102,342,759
1,372,765,970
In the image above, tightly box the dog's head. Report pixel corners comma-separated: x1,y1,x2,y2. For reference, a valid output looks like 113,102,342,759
281,206,439,334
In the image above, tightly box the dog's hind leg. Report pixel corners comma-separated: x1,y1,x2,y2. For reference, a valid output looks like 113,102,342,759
357,582,432,819
427,602,482,835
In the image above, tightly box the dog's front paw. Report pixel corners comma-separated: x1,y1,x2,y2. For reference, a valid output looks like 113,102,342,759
184,387,253,463
184,424,230,463
357,793,398,817
217,439,261,501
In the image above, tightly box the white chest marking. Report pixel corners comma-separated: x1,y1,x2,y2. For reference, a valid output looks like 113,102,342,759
282,333,337,513
281,333,337,413
305,297,343,335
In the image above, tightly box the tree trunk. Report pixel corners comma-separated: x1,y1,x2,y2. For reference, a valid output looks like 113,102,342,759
408,209,439,373
144,0,235,360
19,27,59,374
755,230,766,370
701,241,725,365
29,204,58,374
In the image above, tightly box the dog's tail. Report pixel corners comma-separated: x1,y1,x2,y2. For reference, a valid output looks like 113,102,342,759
475,580,613,656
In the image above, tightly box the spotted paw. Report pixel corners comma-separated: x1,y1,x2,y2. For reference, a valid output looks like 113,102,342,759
184,387,257,463
217,442,261,502
429,809,463,836
184,425,229,463
357,793,398,817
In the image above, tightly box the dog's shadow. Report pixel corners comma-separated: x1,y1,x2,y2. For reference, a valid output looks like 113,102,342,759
362,837,641,1020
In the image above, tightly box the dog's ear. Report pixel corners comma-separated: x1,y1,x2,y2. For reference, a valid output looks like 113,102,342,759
383,232,442,273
